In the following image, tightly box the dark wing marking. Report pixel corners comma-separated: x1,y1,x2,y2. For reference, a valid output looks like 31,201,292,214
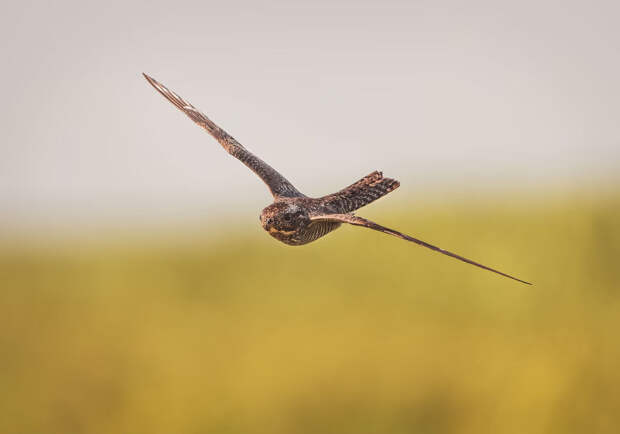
310,213,531,285
319,171,400,213
143,73,303,198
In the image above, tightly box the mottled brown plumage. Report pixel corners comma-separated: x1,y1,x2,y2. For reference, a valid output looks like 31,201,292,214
143,73,531,285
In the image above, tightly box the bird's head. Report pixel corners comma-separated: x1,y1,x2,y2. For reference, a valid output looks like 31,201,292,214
260,202,311,237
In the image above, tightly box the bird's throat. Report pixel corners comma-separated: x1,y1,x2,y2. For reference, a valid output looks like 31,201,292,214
268,227,296,236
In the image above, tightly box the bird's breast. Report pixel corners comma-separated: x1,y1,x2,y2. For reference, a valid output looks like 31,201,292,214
265,221,342,246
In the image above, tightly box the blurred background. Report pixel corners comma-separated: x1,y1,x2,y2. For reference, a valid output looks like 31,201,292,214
1,1,619,433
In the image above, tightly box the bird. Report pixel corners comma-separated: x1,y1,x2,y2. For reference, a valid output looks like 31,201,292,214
143,73,531,285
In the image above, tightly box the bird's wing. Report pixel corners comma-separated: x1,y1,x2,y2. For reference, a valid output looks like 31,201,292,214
319,171,400,213
143,73,303,198
310,213,531,285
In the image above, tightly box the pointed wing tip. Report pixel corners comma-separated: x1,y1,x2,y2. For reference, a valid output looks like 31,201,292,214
142,73,157,86
143,73,169,92
311,213,532,286
141,73,186,110
502,272,532,285
505,276,532,285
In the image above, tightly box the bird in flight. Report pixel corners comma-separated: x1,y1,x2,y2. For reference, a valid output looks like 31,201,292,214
143,73,531,285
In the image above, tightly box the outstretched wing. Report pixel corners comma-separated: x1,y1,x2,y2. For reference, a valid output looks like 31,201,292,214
143,73,303,198
319,171,400,213
310,213,531,285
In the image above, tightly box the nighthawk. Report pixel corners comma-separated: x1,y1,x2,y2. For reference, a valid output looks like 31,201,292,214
144,73,531,285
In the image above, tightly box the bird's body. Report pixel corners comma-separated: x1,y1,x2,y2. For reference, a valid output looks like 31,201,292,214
259,170,399,245
144,73,531,285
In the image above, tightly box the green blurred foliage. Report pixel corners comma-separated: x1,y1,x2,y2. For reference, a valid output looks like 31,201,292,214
1,195,619,434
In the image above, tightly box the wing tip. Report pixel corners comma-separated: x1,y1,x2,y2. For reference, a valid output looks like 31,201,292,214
142,73,188,112
497,269,532,285
142,72,158,87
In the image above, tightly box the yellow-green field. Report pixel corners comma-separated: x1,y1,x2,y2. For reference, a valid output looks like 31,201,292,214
2,194,619,434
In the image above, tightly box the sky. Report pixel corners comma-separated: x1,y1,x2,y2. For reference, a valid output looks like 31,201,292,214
1,0,619,230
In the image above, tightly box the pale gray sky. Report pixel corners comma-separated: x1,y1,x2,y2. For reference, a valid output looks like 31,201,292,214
1,0,619,229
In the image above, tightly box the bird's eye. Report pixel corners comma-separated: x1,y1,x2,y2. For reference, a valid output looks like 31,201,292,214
283,214,292,221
